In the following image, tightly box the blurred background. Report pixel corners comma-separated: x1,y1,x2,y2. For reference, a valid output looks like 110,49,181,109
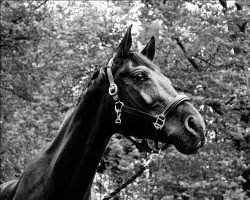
0,0,249,199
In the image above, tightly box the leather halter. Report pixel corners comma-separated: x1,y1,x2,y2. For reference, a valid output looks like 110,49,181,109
106,59,189,152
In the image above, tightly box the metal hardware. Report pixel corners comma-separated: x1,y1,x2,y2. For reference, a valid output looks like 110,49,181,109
153,115,166,130
144,149,161,167
115,101,124,124
109,84,118,96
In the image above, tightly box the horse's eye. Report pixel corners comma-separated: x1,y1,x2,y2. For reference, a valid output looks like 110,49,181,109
132,72,147,82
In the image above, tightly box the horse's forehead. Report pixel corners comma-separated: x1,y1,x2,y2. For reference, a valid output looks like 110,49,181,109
117,59,172,89
122,58,159,73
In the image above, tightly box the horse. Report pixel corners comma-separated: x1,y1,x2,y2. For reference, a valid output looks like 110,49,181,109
0,25,205,200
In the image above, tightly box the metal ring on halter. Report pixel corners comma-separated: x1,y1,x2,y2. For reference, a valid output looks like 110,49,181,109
115,101,124,112
109,84,118,96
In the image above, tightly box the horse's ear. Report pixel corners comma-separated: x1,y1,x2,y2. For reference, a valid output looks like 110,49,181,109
113,25,132,62
141,36,155,61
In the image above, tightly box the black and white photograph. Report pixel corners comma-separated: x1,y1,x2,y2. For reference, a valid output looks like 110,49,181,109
0,1,249,199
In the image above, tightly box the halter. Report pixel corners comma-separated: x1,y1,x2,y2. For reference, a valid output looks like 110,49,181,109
106,59,189,152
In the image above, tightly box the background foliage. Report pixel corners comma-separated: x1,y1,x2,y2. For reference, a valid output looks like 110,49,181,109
0,0,249,199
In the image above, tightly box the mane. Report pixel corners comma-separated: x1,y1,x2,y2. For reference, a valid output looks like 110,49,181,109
130,52,161,71
73,66,107,108
58,107,74,131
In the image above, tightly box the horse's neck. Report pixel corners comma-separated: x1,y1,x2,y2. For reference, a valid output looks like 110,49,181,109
45,81,112,200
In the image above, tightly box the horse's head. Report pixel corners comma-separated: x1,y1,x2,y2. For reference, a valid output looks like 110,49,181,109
106,26,205,155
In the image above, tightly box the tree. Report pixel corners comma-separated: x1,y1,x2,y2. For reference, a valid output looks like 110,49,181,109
1,1,249,199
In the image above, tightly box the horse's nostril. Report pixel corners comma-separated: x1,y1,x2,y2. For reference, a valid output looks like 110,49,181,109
188,117,197,131
185,116,199,136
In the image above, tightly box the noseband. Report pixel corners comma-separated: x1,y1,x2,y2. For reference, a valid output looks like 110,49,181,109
106,60,189,152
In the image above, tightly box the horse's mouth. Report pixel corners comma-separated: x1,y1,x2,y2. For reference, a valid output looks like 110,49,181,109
160,120,205,155
166,129,205,155
174,142,202,155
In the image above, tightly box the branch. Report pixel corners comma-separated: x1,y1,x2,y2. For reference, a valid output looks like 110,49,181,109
0,85,38,103
173,85,192,94
34,0,48,9
235,2,242,10
206,100,224,115
219,0,227,12
97,34,114,49
14,36,31,41
225,96,236,105
172,37,201,71
194,55,218,68
237,21,248,33
53,97,70,112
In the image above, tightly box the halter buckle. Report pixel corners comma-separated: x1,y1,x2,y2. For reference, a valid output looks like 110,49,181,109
109,84,118,96
153,115,165,130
